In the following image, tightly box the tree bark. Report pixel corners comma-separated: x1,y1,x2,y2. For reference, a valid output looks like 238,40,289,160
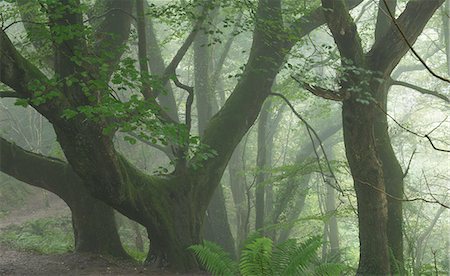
374,82,405,273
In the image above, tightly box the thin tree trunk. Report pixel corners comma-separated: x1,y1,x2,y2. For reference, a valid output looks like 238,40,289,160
255,100,272,231
228,143,249,252
194,15,236,256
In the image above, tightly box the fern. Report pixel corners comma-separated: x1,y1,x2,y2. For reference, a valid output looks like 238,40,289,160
311,263,347,276
190,235,345,276
239,237,273,276
189,241,237,276
274,236,322,275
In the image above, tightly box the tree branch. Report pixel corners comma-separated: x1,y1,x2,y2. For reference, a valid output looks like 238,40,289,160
380,0,449,83
321,0,365,66
0,136,78,196
286,0,363,48
389,79,450,103
291,76,348,101
368,0,445,75
157,1,213,95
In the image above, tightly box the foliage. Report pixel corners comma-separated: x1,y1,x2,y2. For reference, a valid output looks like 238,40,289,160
0,216,73,254
190,235,346,276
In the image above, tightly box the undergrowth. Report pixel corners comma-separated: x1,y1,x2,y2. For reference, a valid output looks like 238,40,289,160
0,216,73,254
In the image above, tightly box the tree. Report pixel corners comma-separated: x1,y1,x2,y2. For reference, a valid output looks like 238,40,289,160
315,0,444,274
0,0,364,271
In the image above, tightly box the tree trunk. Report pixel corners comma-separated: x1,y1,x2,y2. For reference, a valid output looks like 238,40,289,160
228,143,249,252
70,195,128,257
193,16,236,256
0,137,129,258
374,82,405,273
325,165,340,261
342,100,390,275
203,186,236,258
255,100,272,231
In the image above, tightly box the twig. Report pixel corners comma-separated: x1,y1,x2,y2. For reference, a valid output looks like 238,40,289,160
269,92,343,194
402,148,416,179
375,103,450,153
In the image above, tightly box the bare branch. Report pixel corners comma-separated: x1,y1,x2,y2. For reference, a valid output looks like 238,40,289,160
157,1,213,95
375,102,450,153
389,79,450,103
402,148,416,178
269,92,343,194
127,132,174,160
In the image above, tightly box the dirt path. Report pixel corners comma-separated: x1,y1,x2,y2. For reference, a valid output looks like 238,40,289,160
0,191,206,275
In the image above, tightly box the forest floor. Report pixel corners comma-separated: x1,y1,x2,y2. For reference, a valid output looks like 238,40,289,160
0,192,206,275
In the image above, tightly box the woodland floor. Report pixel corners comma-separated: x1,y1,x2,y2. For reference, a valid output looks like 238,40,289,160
0,192,206,276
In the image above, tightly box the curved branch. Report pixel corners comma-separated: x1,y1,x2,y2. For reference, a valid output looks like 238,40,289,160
0,136,79,197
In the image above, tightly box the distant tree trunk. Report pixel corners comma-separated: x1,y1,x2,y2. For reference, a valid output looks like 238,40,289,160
444,0,450,74
324,148,340,262
0,137,129,258
228,143,249,252
272,118,341,241
255,100,272,231
277,182,310,243
413,206,446,275
194,17,236,257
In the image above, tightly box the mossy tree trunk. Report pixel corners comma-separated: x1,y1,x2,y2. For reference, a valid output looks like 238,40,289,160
0,137,129,258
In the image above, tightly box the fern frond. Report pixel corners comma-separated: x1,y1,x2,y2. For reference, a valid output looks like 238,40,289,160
239,237,273,276
312,263,347,276
189,240,237,275
275,235,322,275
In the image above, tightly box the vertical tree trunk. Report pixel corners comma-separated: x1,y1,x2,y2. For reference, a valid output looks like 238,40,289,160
342,100,390,275
325,169,340,262
70,194,129,258
203,186,236,257
374,82,405,273
228,143,249,252
255,100,272,231
193,18,236,256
